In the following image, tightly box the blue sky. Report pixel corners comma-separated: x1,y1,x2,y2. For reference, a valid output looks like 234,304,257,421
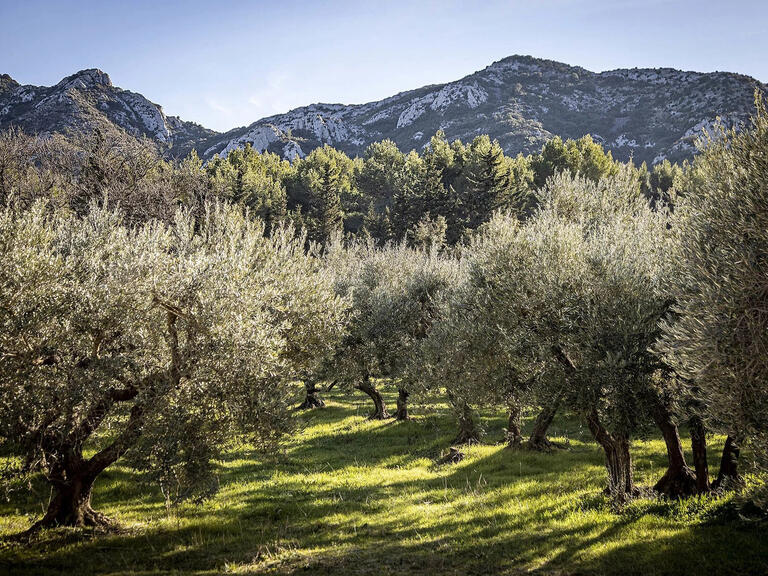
1,0,766,132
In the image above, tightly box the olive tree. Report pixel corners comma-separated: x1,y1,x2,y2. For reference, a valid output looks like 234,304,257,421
0,201,346,530
530,169,701,499
415,289,495,445
322,239,393,418
656,95,768,496
443,168,688,498
394,245,462,420
417,216,557,447
323,239,460,420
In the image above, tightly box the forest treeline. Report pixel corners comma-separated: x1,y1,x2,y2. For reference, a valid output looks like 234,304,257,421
0,94,766,533
0,124,681,247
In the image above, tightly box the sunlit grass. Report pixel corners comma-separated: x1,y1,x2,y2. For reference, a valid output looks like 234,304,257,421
1,389,766,575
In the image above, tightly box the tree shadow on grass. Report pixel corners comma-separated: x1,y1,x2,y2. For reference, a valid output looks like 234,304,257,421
238,518,768,576
8,496,762,576
2,397,766,576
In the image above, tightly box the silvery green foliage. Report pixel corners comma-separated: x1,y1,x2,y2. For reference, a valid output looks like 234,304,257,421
416,200,590,418
427,166,672,438
535,168,672,434
323,238,462,388
0,201,346,504
657,96,768,479
417,212,559,411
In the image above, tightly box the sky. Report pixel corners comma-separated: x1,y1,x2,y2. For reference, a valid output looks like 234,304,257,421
1,0,766,132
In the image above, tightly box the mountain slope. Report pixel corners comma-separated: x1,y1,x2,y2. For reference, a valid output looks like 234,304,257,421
201,55,766,165
0,69,215,155
2,56,765,165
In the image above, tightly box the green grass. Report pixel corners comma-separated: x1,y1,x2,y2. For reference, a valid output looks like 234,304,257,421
1,389,766,575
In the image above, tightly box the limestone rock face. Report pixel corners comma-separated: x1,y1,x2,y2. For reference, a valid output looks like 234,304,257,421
0,68,215,156
2,55,765,164
201,55,767,164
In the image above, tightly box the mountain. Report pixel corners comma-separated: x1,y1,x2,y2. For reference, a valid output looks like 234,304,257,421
2,56,765,165
0,69,215,156
201,56,766,165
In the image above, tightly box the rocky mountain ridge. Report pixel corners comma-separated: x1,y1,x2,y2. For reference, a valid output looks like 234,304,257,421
0,68,214,155
2,55,765,165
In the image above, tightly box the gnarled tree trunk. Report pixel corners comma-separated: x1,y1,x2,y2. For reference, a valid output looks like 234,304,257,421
651,401,697,497
356,376,389,419
36,470,107,529
446,391,481,445
30,445,122,532
395,387,409,421
526,400,559,451
298,381,325,409
506,401,523,448
29,394,150,533
586,409,638,502
534,343,574,452
712,435,741,490
689,416,710,493
454,401,481,445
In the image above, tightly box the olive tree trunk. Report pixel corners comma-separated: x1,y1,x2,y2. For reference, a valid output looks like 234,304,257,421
37,471,107,529
689,416,710,493
651,402,697,497
506,401,523,448
526,400,559,451
446,392,481,445
712,435,741,490
586,409,638,502
533,343,573,452
356,376,389,420
395,387,410,421
454,402,481,444
30,445,126,532
298,381,325,410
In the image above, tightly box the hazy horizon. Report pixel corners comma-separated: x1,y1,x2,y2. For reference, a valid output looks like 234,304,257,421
2,0,767,131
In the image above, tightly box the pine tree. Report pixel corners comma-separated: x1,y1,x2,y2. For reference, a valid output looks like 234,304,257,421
362,201,392,245
462,136,513,230
531,135,618,188
357,139,405,203
309,159,343,243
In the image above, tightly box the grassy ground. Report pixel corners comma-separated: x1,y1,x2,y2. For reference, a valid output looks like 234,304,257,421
1,389,766,575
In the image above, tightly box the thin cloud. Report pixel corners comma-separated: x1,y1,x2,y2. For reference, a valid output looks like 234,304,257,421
247,72,303,117
206,98,233,116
